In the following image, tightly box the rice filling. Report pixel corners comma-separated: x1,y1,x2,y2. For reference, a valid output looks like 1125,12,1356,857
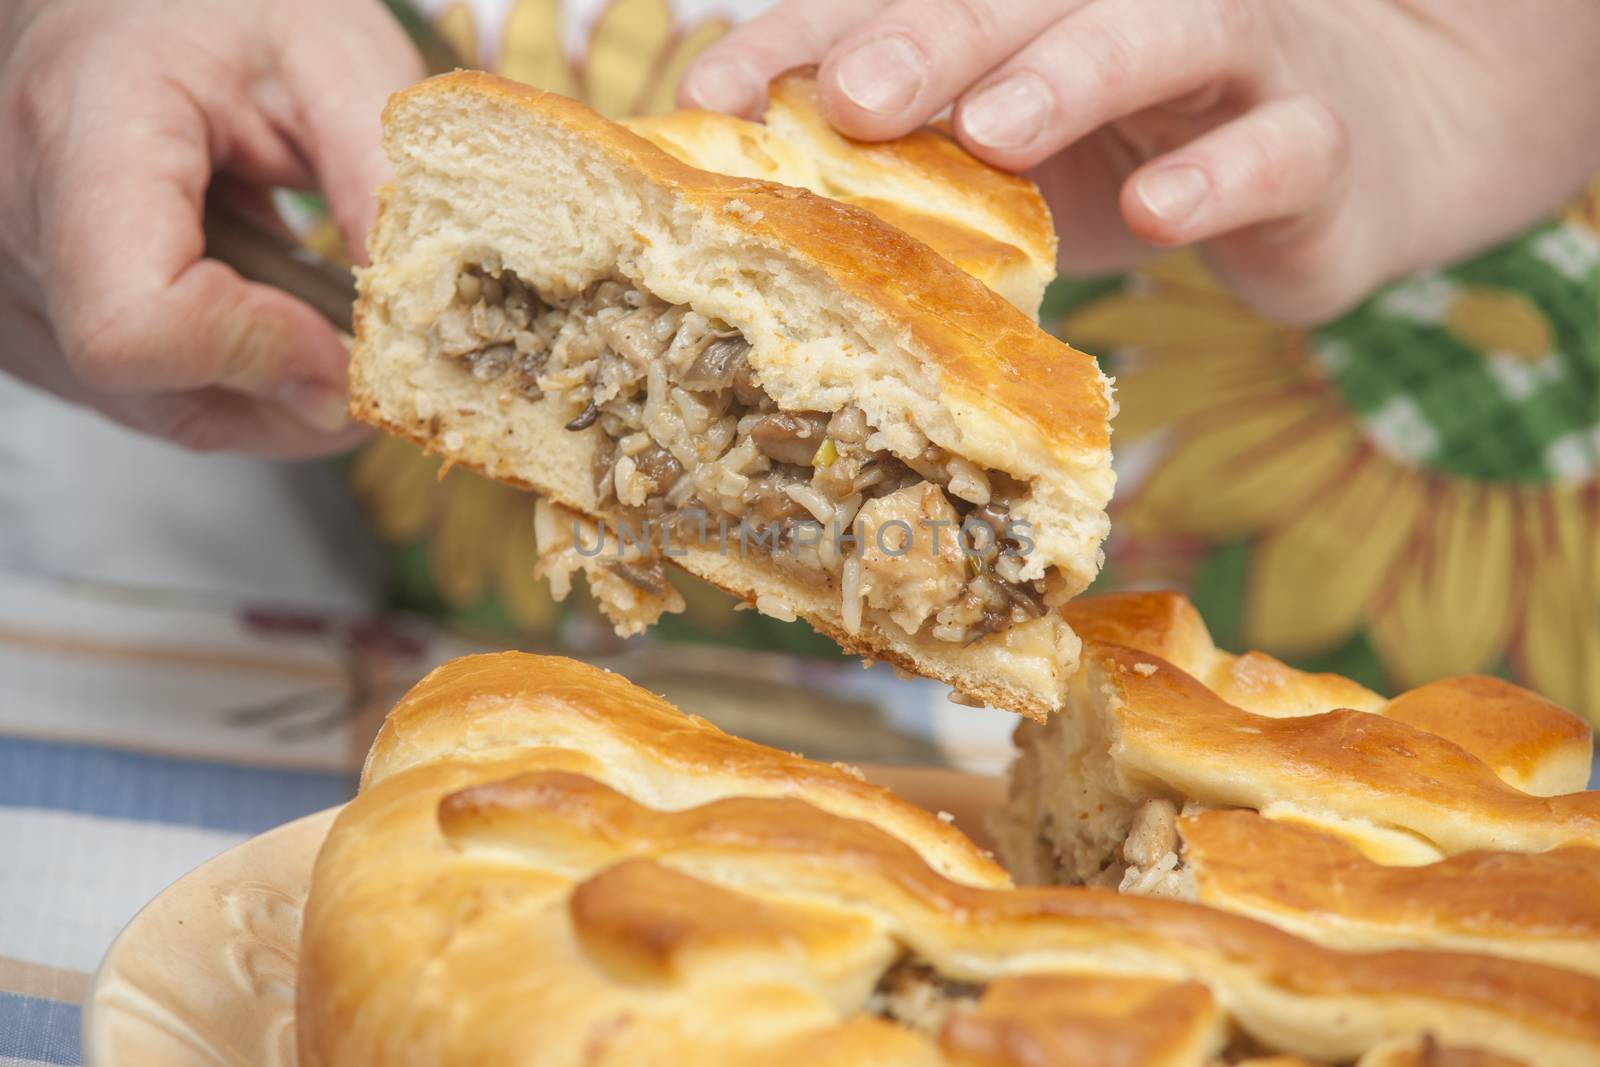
428,264,1054,646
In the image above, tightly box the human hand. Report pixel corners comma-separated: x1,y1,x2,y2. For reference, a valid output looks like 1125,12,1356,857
0,0,423,455
682,1,1600,323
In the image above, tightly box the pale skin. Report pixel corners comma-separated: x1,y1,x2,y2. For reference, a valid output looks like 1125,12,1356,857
682,0,1600,324
0,0,422,456
3,2,1600,458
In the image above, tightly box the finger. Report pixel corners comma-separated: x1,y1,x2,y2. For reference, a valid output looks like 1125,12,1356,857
9,291,364,458
678,0,873,117
814,0,1076,141
110,388,371,458
201,88,321,193
951,0,1264,170
1121,96,1350,247
271,0,426,265
39,79,354,442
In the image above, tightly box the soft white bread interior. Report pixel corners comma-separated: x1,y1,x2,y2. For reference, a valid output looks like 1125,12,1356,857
349,71,1114,719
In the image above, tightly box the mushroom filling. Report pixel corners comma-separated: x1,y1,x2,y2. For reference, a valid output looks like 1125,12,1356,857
866,957,982,1037
429,264,1051,645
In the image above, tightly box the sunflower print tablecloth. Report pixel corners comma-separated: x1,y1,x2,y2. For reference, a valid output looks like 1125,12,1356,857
1053,196,1600,725
360,0,1600,728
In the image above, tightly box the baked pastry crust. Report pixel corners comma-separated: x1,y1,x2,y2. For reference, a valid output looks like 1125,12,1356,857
1056,592,1592,796
1178,809,1600,977
299,652,1600,1067
348,71,1115,720
1087,640,1599,856
997,591,1600,981
624,72,1058,315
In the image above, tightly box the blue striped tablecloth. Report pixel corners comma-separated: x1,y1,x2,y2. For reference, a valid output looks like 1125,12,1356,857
0,567,1020,1066
0,571,387,1067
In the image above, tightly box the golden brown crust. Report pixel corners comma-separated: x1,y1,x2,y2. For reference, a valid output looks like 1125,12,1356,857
567,858,881,984
1059,591,1219,666
1059,592,1591,790
1180,810,1600,969
1001,591,1600,1000
940,975,1220,1067
1380,677,1594,796
364,651,1005,884
1092,643,1600,855
1359,1037,1532,1067
626,69,1055,314
838,196,1034,301
379,70,1109,464
496,770,1599,1023
1062,591,1387,716
301,652,1600,1067
764,73,1054,255
761,72,1057,291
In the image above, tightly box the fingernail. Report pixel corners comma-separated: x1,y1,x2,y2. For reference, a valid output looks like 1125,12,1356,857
961,73,1052,150
686,57,759,115
1137,165,1210,225
834,35,925,114
278,380,351,434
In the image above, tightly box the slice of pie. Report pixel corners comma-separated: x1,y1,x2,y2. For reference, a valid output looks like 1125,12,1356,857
347,70,1115,719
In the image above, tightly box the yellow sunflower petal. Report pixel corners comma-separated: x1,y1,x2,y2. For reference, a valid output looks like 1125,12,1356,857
1368,482,1519,685
499,498,561,634
1445,286,1553,360
298,218,351,268
349,437,441,543
638,18,730,116
1062,292,1288,352
1124,393,1359,540
1109,336,1314,442
428,474,514,609
500,0,577,95
582,0,674,118
1245,453,1429,656
1521,486,1600,727
348,434,404,502
1560,176,1600,235
434,1,480,69
1140,250,1235,302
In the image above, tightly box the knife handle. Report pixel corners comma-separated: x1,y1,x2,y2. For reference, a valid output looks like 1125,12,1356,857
202,204,357,335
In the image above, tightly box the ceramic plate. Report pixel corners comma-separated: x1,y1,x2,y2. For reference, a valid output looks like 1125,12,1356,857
84,767,999,1066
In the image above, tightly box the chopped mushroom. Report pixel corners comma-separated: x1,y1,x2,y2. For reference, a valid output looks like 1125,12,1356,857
748,411,830,466
427,265,1050,646
681,337,751,391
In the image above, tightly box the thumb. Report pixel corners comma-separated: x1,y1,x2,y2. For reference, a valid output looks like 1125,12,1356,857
273,0,426,266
